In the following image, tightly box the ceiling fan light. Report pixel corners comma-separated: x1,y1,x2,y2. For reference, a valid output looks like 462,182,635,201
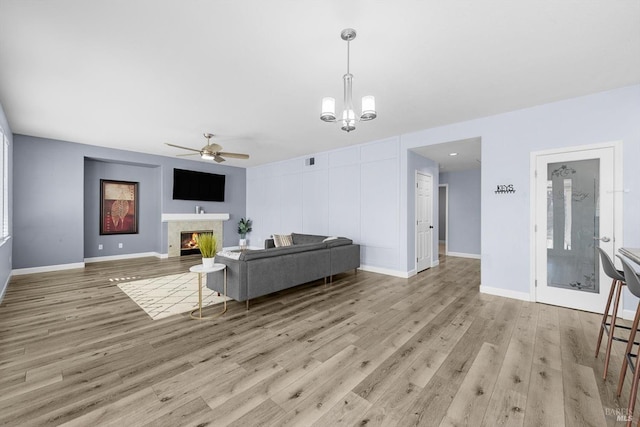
200,152,215,160
360,96,376,121
321,97,336,122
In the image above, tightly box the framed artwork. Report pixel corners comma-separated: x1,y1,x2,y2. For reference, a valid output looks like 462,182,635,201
100,179,138,235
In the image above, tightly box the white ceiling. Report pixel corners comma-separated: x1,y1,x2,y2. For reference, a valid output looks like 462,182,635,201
411,137,481,173
0,1,638,168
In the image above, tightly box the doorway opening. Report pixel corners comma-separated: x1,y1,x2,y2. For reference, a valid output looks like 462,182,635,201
416,171,433,273
438,184,449,259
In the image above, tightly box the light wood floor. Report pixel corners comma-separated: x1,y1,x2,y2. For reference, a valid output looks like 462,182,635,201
0,254,633,426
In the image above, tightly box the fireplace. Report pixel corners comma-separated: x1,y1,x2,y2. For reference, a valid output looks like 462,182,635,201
180,230,213,256
163,213,227,258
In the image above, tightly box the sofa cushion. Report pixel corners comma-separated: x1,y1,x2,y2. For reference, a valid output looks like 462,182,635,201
273,234,293,247
291,233,327,245
240,242,326,261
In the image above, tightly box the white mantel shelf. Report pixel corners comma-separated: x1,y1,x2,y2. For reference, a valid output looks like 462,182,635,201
161,213,230,222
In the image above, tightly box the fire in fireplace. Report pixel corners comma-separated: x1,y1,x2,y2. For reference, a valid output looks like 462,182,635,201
180,230,214,256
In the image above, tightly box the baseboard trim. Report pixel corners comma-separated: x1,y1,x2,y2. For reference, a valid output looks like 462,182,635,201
480,285,532,302
12,262,86,276
85,252,164,263
447,252,481,260
359,265,413,279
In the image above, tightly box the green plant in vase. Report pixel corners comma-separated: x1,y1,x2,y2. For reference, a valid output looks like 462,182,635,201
237,217,252,250
195,233,217,267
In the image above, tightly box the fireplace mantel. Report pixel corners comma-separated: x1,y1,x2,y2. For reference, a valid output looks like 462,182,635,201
162,213,230,222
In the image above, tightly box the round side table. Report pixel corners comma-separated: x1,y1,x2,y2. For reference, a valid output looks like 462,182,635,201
189,263,227,320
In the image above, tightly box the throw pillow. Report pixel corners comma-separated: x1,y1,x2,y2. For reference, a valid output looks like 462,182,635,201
323,236,339,242
273,234,293,247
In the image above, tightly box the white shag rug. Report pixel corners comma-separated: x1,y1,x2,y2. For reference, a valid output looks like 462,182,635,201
117,272,229,320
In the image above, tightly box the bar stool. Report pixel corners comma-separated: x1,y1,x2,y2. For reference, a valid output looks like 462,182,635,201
595,247,626,378
616,257,640,426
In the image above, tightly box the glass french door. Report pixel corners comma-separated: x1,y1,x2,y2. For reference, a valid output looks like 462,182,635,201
535,146,616,313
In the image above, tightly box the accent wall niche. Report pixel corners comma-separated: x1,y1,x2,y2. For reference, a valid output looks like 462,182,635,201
83,158,161,259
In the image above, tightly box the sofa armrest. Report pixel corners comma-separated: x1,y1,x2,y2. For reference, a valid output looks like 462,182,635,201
208,256,248,302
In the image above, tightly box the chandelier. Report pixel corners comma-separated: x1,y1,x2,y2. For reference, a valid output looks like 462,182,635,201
320,28,376,132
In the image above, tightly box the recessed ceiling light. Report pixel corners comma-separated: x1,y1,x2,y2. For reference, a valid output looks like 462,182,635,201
449,152,458,156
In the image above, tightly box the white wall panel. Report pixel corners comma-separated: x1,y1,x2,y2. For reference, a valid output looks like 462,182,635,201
260,175,281,241
278,174,303,234
360,137,399,163
302,169,329,235
361,246,400,270
360,159,399,250
277,158,305,176
328,164,360,241
247,136,404,274
329,146,360,168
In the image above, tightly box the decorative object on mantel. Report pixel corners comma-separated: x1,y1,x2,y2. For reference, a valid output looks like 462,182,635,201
495,184,515,194
320,28,377,132
100,179,138,235
237,217,252,250
165,133,250,163
195,233,217,267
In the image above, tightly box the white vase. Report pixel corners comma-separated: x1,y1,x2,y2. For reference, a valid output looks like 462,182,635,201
239,238,247,250
202,257,215,268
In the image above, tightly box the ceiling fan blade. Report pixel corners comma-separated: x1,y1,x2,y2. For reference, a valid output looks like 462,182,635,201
213,155,226,163
165,143,201,153
217,152,250,159
176,152,200,157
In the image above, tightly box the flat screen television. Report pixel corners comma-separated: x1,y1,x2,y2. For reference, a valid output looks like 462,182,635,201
172,168,225,202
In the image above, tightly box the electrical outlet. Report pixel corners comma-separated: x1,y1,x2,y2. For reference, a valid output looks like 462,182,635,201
98,244,103,250
118,243,123,248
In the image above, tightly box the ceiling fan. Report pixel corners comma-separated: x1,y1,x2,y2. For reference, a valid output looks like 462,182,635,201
165,133,250,163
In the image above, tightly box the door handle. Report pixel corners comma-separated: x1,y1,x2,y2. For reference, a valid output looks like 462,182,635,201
594,236,611,243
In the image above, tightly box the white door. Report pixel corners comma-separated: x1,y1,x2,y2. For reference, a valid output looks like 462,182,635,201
416,172,433,272
534,145,618,313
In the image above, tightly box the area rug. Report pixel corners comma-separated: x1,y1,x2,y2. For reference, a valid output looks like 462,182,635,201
117,273,229,320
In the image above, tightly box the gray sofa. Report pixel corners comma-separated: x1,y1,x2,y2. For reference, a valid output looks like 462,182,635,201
206,233,360,308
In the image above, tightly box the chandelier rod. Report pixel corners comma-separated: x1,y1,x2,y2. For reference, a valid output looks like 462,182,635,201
346,38,350,76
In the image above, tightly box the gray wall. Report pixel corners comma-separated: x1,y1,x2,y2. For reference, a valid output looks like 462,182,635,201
406,150,439,270
13,135,246,269
439,169,481,256
84,159,161,258
0,102,12,300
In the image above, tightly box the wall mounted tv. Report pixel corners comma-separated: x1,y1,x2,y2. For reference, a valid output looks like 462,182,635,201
172,168,225,202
